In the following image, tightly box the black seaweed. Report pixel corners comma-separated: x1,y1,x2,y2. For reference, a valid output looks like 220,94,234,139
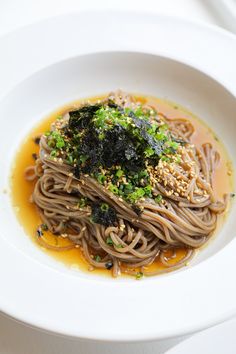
32,153,38,160
105,260,113,269
74,165,80,179
131,204,142,216
78,128,101,173
36,227,43,237
130,115,164,156
129,114,152,130
101,125,143,170
107,100,119,109
172,137,187,145
34,136,40,145
140,129,164,156
68,104,101,130
77,124,144,173
91,202,118,227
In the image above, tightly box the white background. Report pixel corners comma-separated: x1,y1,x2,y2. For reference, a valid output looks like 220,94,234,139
0,0,222,36
0,1,235,353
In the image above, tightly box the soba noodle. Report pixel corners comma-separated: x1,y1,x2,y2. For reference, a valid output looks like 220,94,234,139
25,91,228,278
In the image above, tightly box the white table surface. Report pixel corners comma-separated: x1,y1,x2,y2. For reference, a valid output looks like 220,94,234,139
0,0,221,36
0,1,235,353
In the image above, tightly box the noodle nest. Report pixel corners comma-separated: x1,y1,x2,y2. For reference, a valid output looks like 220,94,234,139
25,91,228,278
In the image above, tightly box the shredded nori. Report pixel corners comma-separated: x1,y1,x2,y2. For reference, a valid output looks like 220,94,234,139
99,124,143,171
131,204,142,216
139,129,164,156
172,137,187,145
36,227,43,237
91,202,118,227
32,153,38,160
34,137,40,145
105,260,113,269
68,104,101,130
74,122,145,174
74,164,80,179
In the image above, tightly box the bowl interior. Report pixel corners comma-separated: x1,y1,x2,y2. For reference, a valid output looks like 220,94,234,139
0,52,235,278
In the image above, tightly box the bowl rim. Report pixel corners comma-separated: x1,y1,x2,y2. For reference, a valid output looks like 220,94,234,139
0,11,236,342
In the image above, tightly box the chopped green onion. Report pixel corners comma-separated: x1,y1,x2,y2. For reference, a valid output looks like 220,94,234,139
116,169,123,178
155,195,163,203
144,185,152,197
78,198,87,208
56,138,65,149
106,236,114,246
175,155,182,164
127,188,145,203
161,156,170,162
50,150,57,157
116,244,124,249
109,184,119,194
98,132,105,140
41,223,48,231
155,132,167,141
124,183,134,193
147,123,158,135
168,141,179,150
48,140,55,148
144,147,155,157
95,255,101,262
136,272,143,280
159,123,168,132
80,155,88,163
97,173,106,184
67,155,74,164
139,170,149,179
101,203,109,212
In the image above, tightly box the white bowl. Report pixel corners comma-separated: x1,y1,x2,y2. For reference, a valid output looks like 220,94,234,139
0,12,235,342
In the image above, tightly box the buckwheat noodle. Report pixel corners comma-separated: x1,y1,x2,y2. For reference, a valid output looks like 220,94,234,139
25,92,228,277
